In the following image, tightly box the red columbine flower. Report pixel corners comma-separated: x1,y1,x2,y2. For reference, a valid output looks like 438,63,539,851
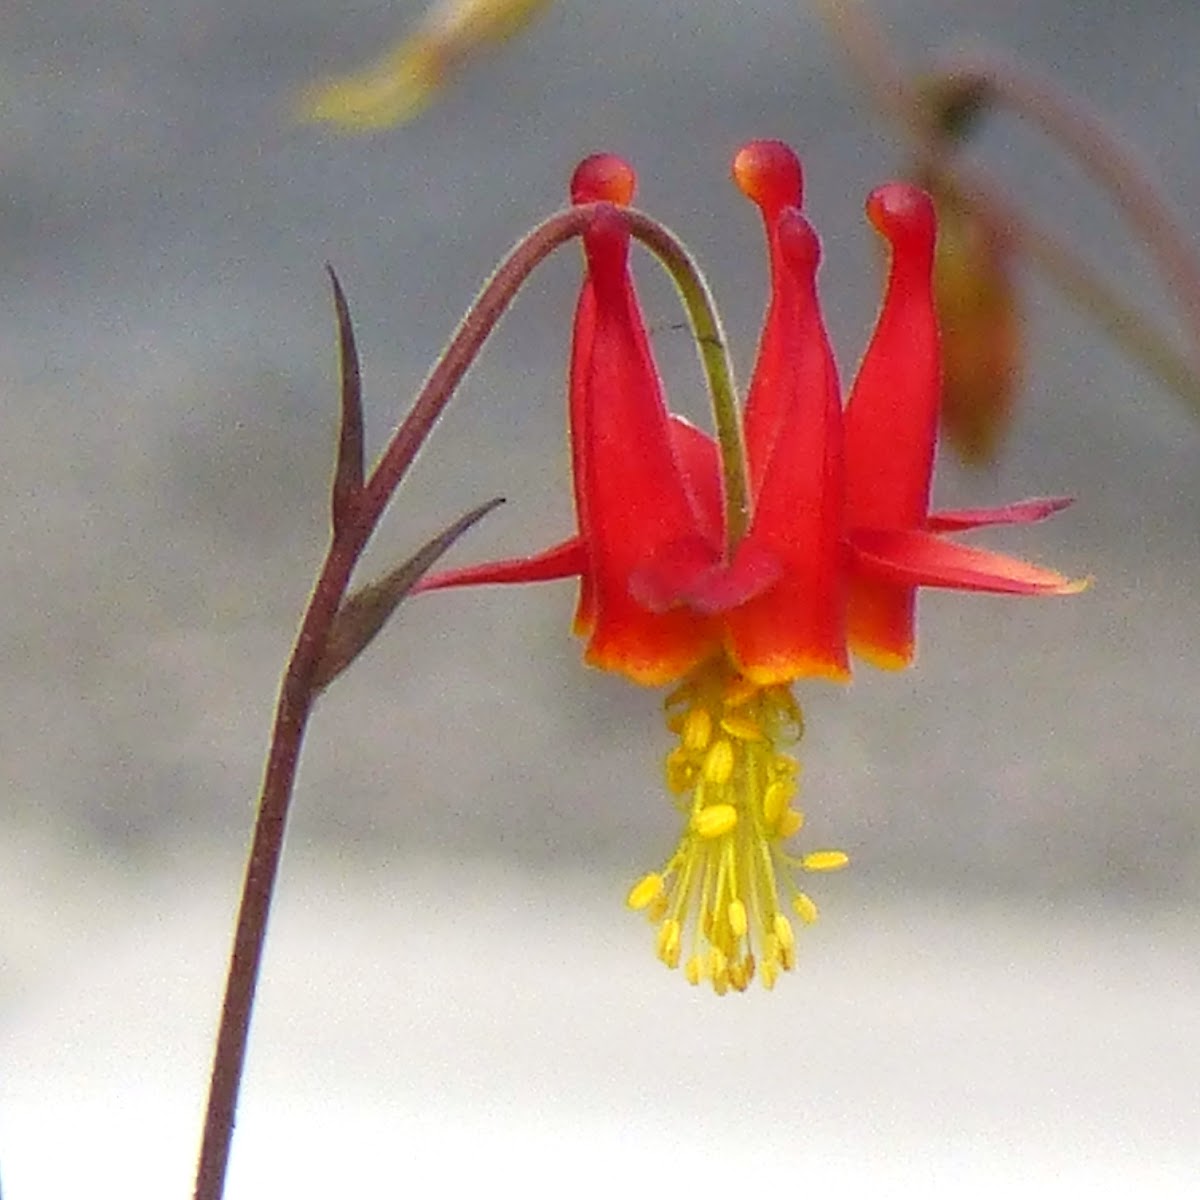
836,173,1082,667
420,141,1083,992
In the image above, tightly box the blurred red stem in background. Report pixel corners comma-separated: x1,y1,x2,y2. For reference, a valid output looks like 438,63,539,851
937,50,1200,367
808,0,1200,419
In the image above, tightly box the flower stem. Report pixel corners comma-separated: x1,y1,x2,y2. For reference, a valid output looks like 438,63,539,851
623,210,750,550
193,203,602,1200
362,205,607,513
193,534,354,1200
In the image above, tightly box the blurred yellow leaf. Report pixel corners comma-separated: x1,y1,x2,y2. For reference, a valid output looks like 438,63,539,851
300,0,555,130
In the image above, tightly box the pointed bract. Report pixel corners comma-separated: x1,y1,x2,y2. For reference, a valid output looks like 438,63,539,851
316,498,504,689
327,266,365,533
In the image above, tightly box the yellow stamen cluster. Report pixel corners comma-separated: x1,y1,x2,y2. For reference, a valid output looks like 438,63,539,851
626,658,848,993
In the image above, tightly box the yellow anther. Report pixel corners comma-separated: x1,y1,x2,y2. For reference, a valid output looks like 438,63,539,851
772,688,804,736
656,918,682,968
773,912,796,953
771,754,799,781
720,713,764,741
708,946,728,979
764,932,780,966
762,780,791,829
773,914,797,970
722,676,758,708
693,804,738,839
802,850,850,872
626,873,664,911
728,959,751,992
665,747,695,794
777,808,804,839
682,706,713,752
709,956,731,994
637,660,845,991
793,892,819,925
703,738,734,785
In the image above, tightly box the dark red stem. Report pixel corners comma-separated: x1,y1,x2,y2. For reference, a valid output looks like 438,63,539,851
193,202,602,1200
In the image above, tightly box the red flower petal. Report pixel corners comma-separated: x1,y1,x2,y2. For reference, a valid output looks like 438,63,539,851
732,140,807,498
570,154,636,208
567,155,636,637
845,522,1087,669
668,415,723,549
628,536,783,618
724,206,849,684
845,182,939,529
571,206,720,683
843,571,917,669
568,278,600,637
844,182,939,665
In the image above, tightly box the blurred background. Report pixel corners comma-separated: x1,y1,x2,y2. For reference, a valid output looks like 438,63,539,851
0,1,1197,1195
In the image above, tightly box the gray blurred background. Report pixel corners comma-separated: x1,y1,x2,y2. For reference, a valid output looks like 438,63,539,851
1,1,1197,1196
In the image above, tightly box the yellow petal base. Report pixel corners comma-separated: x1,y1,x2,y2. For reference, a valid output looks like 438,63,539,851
627,657,847,993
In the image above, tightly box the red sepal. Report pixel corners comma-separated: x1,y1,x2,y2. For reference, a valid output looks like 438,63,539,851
851,527,1087,595
927,496,1073,531
416,536,585,594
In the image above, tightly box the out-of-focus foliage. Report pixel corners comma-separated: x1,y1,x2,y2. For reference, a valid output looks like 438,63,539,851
301,0,555,130
924,177,1022,466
